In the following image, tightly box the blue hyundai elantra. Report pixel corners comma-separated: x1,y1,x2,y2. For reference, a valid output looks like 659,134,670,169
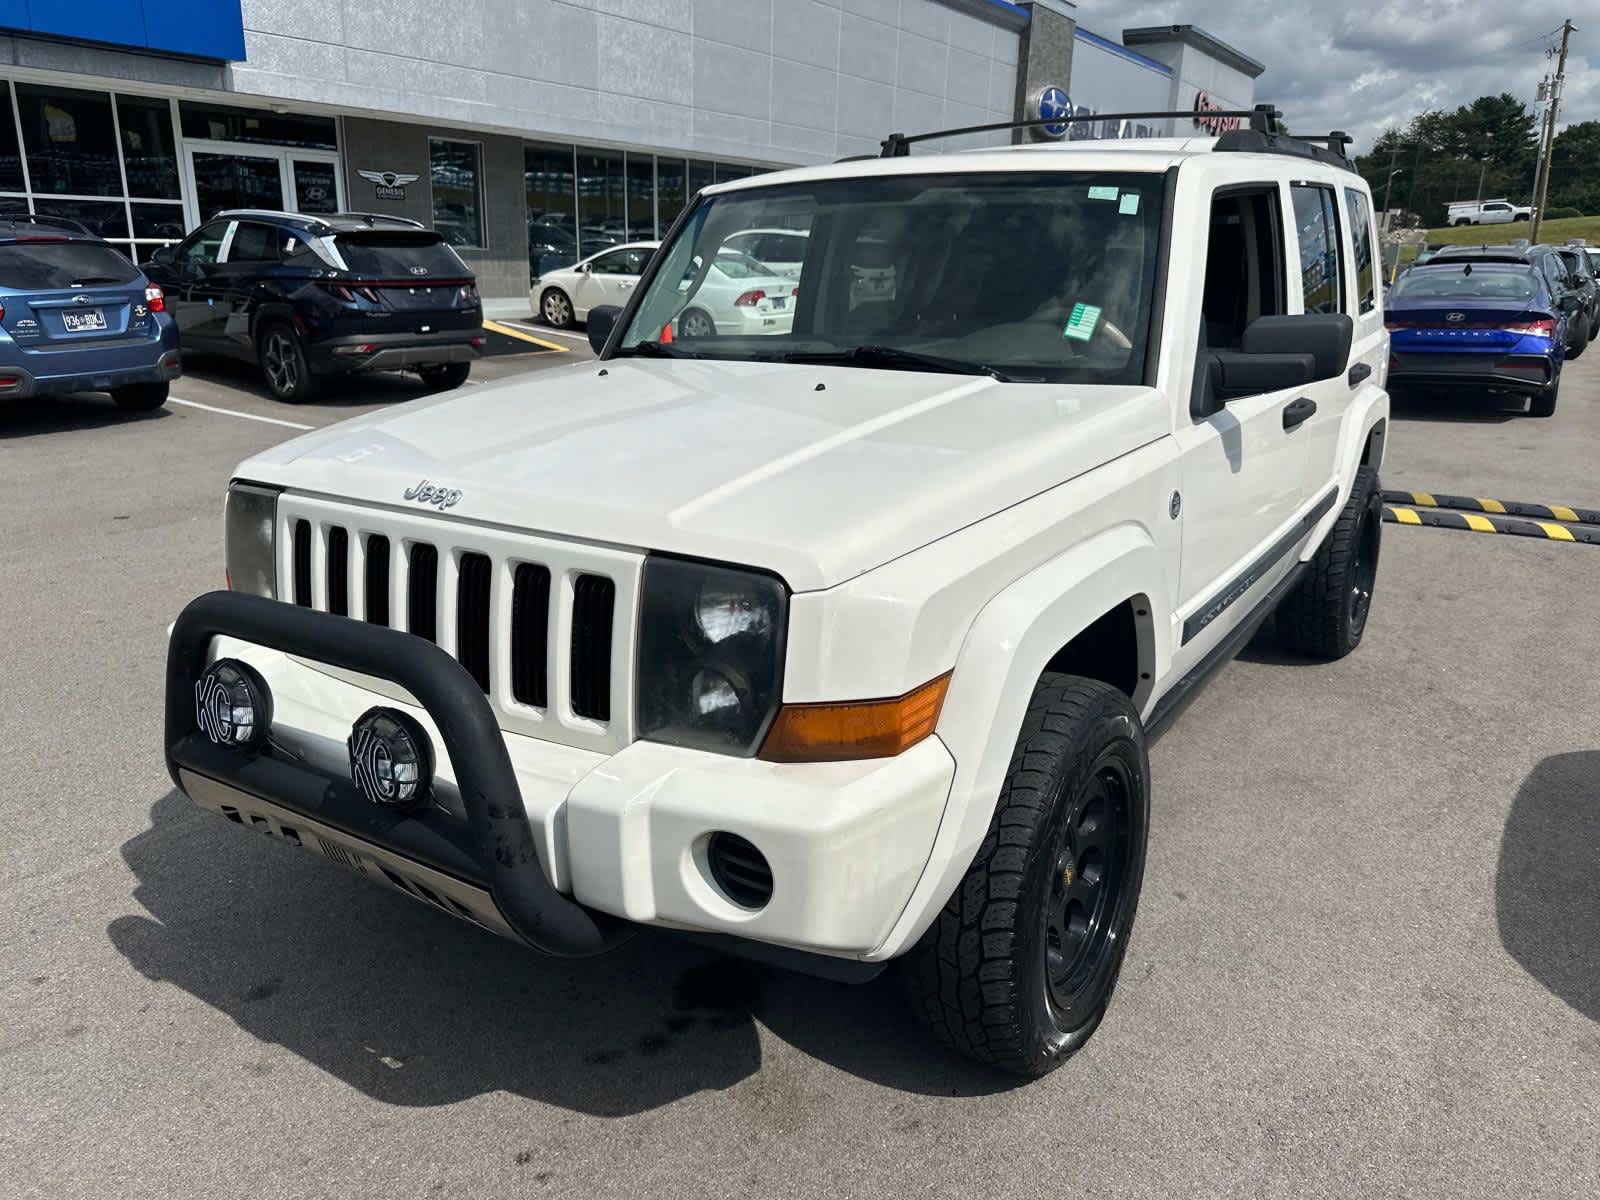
0,216,181,413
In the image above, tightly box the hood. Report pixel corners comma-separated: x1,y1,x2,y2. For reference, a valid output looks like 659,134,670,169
238,359,1166,591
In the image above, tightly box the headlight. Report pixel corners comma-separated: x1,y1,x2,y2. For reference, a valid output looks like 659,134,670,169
635,557,787,756
225,481,280,598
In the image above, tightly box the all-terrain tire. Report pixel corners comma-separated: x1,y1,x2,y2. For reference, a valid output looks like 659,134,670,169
900,675,1150,1076
1277,465,1382,659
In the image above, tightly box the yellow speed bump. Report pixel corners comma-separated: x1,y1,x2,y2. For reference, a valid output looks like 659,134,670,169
1382,489,1600,527
1382,505,1600,546
482,319,568,353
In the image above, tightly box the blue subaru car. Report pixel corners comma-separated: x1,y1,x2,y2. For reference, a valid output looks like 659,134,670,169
1385,260,1575,417
0,216,181,412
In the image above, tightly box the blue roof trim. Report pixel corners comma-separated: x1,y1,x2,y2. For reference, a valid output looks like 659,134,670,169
1074,27,1173,77
980,0,1031,18
0,2,246,62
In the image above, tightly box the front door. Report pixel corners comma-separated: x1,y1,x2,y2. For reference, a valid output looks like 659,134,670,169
1172,183,1312,663
183,143,345,227
575,247,648,316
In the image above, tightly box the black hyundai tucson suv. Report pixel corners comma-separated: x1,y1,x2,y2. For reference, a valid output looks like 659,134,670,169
144,211,484,402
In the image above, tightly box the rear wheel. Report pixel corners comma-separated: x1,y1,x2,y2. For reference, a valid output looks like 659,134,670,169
677,308,715,339
900,675,1150,1076
1277,466,1382,660
1566,314,1589,359
540,288,573,329
110,381,168,411
257,323,318,403
1530,376,1559,418
418,361,471,391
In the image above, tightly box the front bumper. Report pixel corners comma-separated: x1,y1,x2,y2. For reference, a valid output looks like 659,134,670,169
167,592,953,970
307,330,482,374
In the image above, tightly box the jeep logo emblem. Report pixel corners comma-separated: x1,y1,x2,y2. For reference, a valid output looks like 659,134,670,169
403,479,462,509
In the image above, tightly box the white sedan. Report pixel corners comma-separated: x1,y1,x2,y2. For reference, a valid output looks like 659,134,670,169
532,241,659,328
674,250,800,339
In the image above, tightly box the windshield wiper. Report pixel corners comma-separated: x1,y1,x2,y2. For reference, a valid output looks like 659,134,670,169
612,340,697,359
781,344,1013,382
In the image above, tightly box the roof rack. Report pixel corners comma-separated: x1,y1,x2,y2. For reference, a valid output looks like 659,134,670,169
879,105,1277,156
212,208,332,228
1,213,92,235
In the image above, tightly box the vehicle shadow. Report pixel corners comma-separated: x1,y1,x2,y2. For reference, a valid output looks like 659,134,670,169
1496,751,1600,1024
1388,388,1522,424
0,392,170,439
110,791,1014,1115
180,355,438,407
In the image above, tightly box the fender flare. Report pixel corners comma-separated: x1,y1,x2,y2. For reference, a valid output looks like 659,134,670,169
868,521,1165,960
1304,387,1391,555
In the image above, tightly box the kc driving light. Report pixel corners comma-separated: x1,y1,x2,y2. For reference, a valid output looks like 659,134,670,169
224,481,280,598
348,708,434,810
194,659,272,752
636,558,787,756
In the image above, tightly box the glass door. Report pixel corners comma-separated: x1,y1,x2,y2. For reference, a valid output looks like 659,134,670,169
291,158,340,215
188,149,284,223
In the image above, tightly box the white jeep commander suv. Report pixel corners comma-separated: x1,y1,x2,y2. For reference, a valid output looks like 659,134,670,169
167,113,1389,1077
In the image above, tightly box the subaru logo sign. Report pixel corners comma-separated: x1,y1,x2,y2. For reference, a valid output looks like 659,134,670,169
1028,85,1072,140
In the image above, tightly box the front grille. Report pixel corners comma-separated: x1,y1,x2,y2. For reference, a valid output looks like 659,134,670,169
282,499,634,751
407,543,438,643
456,552,492,692
570,574,614,721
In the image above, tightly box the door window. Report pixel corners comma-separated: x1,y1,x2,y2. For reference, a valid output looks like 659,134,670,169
1342,188,1377,315
1199,187,1286,351
191,151,284,222
226,221,280,263
1290,184,1344,315
177,221,230,267
590,248,647,275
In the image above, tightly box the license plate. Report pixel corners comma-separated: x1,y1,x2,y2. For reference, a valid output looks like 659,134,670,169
62,309,106,332
771,297,787,310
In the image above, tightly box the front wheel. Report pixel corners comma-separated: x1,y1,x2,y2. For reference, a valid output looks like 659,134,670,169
257,323,318,403
111,380,168,411
418,361,471,391
677,308,715,339
1277,465,1382,659
540,288,573,329
900,675,1150,1076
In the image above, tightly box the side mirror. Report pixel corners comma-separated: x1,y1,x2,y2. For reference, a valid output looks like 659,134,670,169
587,304,621,354
1194,313,1354,417
1559,294,1582,313
1242,313,1353,381
575,261,590,274
149,245,175,266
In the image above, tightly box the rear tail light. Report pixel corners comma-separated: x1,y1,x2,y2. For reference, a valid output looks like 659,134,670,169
0,300,5,323
321,282,380,303
459,283,478,303
1503,317,1556,337
734,289,766,307
470,335,486,347
144,284,165,313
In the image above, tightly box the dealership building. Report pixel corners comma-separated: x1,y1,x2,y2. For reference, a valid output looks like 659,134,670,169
0,0,1262,313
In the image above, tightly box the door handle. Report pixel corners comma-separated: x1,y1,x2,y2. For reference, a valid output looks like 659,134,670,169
1347,362,1372,388
1282,396,1317,431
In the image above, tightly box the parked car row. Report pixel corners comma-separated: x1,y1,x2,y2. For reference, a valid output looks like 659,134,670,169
1386,239,1597,417
2,209,484,416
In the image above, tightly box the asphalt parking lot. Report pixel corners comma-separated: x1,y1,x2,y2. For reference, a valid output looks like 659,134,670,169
3,333,1599,1198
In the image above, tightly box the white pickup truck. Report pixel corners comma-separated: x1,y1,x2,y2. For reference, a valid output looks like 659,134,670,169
1446,198,1533,226
166,116,1390,1077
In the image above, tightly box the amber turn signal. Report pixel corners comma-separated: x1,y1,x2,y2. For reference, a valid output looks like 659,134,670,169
758,673,952,763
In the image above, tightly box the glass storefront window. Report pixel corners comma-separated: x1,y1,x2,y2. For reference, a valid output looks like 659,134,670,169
17,85,122,196
688,160,714,200
291,159,339,214
714,162,751,183
31,197,130,241
0,86,23,193
430,138,484,248
625,153,654,240
116,95,180,199
525,143,576,279
131,202,187,241
656,158,687,232
179,102,337,150
577,150,624,258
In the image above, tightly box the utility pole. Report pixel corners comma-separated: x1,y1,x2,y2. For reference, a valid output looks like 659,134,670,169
1530,18,1576,243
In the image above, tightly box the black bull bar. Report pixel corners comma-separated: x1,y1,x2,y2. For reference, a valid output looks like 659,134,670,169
165,590,628,957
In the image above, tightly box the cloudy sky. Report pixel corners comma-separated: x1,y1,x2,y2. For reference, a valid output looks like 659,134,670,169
1069,1,1597,152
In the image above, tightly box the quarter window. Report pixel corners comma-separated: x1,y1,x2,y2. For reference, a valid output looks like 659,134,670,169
1290,184,1344,315
429,138,484,249
1343,187,1377,315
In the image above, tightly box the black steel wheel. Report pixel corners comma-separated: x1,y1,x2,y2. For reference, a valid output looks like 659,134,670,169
1278,465,1383,659
901,674,1150,1076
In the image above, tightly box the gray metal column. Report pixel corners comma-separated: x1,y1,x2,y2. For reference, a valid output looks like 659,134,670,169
1012,0,1078,143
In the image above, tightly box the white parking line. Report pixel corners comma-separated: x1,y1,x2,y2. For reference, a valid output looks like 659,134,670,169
505,319,591,343
169,397,315,431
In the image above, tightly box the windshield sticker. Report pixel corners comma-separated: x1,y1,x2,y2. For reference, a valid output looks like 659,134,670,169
1118,193,1141,215
1087,186,1119,201
1064,302,1102,341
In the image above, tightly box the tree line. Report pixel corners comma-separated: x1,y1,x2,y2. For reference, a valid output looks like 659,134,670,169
1352,94,1597,227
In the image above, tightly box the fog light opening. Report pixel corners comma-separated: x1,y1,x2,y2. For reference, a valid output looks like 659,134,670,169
348,707,434,810
194,659,273,752
706,832,773,910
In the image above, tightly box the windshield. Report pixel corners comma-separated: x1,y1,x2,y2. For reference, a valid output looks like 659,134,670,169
617,171,1165,385
0,240,138,289
1390,267,1537,302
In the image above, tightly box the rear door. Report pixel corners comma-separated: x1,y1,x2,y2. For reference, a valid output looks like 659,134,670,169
213,220,281,356
0,238,147,350
332,231,478,332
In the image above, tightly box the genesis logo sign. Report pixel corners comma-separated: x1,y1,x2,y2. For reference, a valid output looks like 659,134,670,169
358,168,421,201
403,479,462,509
